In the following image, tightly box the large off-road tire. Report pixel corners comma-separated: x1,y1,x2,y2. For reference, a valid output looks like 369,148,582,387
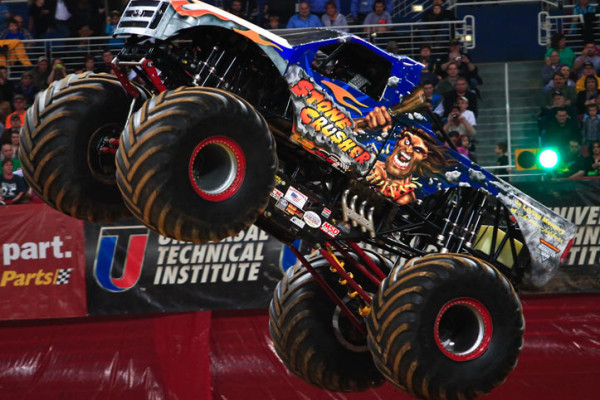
367,254,524,400
269,253,388,392
19,73,147,221
116,87,277,243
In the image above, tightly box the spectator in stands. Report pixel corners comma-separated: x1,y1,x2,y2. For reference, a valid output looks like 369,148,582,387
12,15,33,42
541,50,561,85
47,57,67,85
443,104,476,138
0,18,26,40
386,40,398,54
286,2,321,29
421,2,453,43
559,64,576,87
46,0,76,38
495,142,509,179
539,91,577,128
423,80,441,108
0,66,13,106
29,0,52,38
0,158,29,204
435,76,478,118
88,0,106,36
99,49,114,74
105,10,124,49
228,0,246,19
0,0,11,32
419,57,439,85
456,134,471,158
571,0,596,42
446,130,459,147
419,44,442,78
268,3,296,26
265,14,281,30
5,95,27,130
582,103,600,144
542,73,577,107
363,0,391,36
309,0,340,16
0,140,14,162
558,139,588,178
575,61,600,92
7,114,20,133
13,71,39,106
227,0,258,22
28,56,50,90
434,61,459,97
75,54,97,73
573,41,600,78
351,0,394,25
321,1,348,31
440,39,481,92
423,0,455,21
583,140,600,176
545,32,575,68
105,10,119,35
541,107,580,150
457,95,476,126
576,75,599,114
8,128,17,154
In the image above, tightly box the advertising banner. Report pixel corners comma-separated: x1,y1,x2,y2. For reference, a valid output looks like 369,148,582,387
85,220,286,315
0,204,87,320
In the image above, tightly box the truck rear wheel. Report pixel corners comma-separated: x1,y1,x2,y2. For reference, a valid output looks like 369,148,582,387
116,87,277,243
269,253,387,392
19,73,147,221
366,253,524,400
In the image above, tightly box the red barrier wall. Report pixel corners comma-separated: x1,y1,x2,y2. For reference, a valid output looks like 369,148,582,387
0,294,598,399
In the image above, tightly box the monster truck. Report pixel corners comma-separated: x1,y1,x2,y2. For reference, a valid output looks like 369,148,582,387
19,1,576,399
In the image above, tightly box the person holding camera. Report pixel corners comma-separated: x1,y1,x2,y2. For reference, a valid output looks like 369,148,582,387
443,103,476,139
47,57,66,85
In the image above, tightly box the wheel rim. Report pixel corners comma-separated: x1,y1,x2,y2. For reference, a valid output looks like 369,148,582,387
87,123,122,184
332,296,368,352
434,297,493,361
188,136,246,202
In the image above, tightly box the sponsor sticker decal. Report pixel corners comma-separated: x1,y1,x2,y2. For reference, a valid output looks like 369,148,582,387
276,198,288,211
270,188,284,200
284,186,308,209
291,216,306,229
303,211,322,228
320,221,340,237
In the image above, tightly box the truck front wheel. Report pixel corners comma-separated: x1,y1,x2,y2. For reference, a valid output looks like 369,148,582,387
116,87,277,243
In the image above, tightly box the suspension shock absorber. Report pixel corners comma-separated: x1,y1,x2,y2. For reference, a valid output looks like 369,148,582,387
319,244,373,318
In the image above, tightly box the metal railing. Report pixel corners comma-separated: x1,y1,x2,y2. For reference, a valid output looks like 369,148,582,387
538,10,600,51
275,15,475,57
4,16,475,81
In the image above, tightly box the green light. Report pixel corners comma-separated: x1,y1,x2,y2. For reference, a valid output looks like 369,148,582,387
539,149,559,169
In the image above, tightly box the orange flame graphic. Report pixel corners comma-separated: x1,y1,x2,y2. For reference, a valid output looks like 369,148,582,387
320,80,367,116
233,28,282,51
170,0,229,20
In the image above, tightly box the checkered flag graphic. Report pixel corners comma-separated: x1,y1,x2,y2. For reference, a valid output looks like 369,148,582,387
55,268,73,285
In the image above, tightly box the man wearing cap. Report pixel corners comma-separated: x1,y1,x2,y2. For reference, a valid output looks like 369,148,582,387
5,94,27,129
573,41,600,77
576,61,600,92
28,56,50,90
